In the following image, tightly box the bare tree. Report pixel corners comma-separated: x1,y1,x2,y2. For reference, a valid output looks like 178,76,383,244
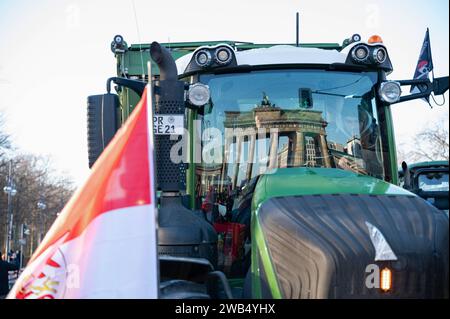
5,154,75,260
1,115,75,263
0,114,12,159
398,111,449,164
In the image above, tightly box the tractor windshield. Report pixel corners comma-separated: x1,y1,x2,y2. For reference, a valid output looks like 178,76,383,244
196,69,385,199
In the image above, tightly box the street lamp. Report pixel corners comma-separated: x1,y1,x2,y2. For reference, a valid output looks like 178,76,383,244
3,161,17,262
37,199,47,245
37,201,47,210
3,186,17,196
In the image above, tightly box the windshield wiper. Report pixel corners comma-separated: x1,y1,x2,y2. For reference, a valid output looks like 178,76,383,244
212,64,254,75
327,63,369,72
311,90,362,98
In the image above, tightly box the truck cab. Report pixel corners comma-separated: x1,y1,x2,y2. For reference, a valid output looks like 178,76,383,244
87,34,449,298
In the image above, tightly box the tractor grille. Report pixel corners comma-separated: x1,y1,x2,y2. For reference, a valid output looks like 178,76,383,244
257,194,448,299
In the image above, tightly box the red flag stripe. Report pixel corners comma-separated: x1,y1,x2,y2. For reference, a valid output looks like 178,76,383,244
29,88,152,264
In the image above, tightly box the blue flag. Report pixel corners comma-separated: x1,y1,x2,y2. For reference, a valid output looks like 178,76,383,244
410,28,434,98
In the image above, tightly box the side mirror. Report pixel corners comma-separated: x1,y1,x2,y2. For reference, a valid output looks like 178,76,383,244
432,76,449,95
87,93,120,168
86,77,148,168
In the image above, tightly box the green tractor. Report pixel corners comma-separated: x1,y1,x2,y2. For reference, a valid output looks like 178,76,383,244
87,33,449,298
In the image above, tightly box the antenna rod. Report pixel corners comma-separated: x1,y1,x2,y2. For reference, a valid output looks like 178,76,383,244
296,12,299,47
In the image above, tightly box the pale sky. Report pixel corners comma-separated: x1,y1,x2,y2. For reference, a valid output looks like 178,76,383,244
0,0,448,186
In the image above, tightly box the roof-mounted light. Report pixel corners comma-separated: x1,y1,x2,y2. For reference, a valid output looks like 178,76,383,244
351,44,370,62
351,34,361,42
185,44,237,74
372,47,387,64
114,35,123,44
214,46,233,66
110,34,127,54
194,49,212,68
368,35,383,44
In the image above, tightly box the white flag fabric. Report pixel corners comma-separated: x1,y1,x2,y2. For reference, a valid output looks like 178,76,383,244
8,86,159,299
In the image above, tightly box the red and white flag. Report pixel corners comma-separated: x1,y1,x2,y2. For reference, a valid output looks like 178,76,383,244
8,86,159,299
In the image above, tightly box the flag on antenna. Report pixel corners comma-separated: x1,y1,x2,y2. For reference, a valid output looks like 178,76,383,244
410,28,434,100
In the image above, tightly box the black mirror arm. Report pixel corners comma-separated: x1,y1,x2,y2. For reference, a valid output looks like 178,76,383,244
106,77,147,96
391,76,449,104
396,79,432,103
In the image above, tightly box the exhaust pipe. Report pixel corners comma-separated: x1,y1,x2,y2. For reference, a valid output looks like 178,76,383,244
402,161,411,190
150,41,178,81
148,41,186,193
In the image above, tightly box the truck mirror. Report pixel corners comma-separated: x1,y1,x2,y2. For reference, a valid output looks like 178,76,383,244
432,76,449,95
87,93,120,168
86,76,145,169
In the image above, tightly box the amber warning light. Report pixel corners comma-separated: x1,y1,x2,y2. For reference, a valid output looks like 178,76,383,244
380,267,392,292
368,35,383,44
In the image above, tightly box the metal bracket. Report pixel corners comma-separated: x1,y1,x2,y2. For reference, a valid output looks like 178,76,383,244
106,77,146,96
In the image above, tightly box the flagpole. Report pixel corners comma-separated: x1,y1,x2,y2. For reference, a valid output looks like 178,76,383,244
146,61,160,299
427,28,436,107
427,28,436,82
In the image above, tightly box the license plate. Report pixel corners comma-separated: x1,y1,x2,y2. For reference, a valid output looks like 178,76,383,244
153,115,184,135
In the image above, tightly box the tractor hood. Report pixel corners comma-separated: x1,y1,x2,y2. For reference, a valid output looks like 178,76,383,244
250,168,449,298
252,167,412,211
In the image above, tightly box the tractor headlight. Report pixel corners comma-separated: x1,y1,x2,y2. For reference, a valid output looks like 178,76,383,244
114,35,123,44
373,47,387,64
351,33,361,42
214,46,233,65
379,81,401,103
111,34,127,53
352,45,370,62
195,49,212,68
188,83,210,106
